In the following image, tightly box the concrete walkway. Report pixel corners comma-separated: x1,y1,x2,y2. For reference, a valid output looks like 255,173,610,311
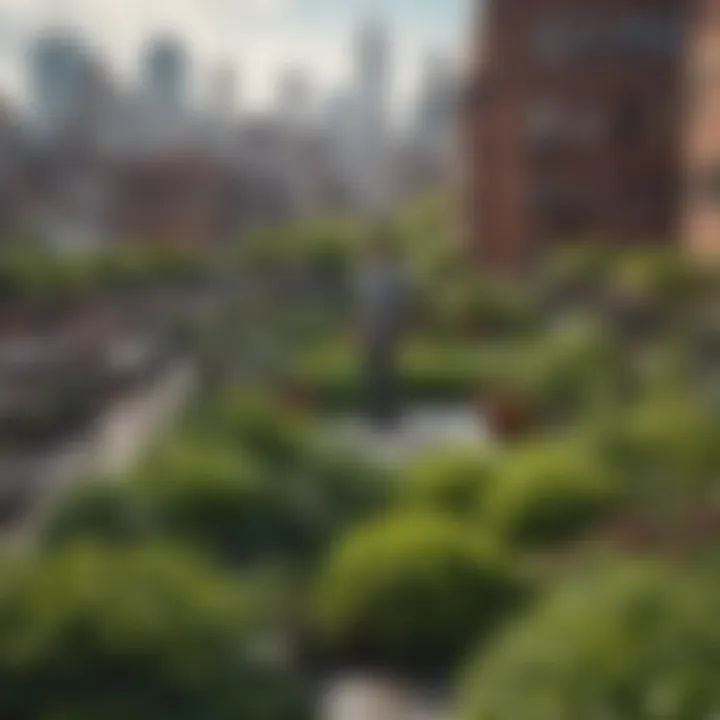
326,405,491,466
320,675,448,720
0,361,196,548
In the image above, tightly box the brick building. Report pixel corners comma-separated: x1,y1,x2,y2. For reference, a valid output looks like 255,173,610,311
685,0,720,258
463,0,691,272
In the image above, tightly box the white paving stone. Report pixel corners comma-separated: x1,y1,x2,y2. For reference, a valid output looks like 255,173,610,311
326,406,491,466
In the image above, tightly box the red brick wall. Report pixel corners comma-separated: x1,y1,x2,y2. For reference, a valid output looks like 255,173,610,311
684,0,720,258
463,0,692,273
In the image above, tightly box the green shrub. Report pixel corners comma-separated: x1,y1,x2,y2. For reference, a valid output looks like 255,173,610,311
289,339,500,411
485,439,619,549
313,515,526,672
0,544,310,720
44,435,387,572
240,219,360,280
588,391,720,504
189,389,310,467
430,277,539,340
42,481,151,547
399,447,498,518
295,442,391,537
612,249,707,305
139,440,315,567
539,244,613,305
460,561,720,720
491,320,631,425
402,341,505,402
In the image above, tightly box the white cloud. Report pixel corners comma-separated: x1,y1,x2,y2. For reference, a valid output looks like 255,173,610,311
0,0,463,117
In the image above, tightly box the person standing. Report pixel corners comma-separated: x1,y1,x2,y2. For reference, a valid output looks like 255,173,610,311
356,229,411,427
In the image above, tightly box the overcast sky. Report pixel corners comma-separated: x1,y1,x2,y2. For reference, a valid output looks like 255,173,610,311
0,0,471,115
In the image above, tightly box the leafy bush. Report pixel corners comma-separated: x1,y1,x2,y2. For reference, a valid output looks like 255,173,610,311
138,439,326,568
0,544,310,720
313,515,527,672
189,389,311,467
484,320,632,426
42,481,151,546
0,247,208,305
538,243,613,307
44,433,388,572
588,391,720,505
460,561,720,720
399,447,498,518
288,339,500,411
428,277,539,340
485,439,619,549
240,219,361,281
295,441,391,538
402,340,507,402
612,250,708,305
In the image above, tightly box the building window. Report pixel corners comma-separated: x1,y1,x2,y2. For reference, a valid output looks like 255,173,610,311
534,15,684,62
692,164,720,206
530,182,593,234
613,99,644,147
526,101,565,145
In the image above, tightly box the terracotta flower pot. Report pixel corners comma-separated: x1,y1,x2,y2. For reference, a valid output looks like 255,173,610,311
482,392,533,440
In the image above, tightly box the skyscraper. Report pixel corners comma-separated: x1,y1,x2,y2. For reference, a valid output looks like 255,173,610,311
142,35,188,119
208,64,237,120
353,20,392,216
29,31,89,140
275,68,313,129
413,52,457,154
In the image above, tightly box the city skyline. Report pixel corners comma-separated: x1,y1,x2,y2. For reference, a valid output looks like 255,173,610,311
0,0,470,118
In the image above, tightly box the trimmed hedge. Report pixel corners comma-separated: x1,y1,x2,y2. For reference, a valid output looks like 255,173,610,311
313,515,527,672
0,247,209,304
461,561,720,720
587,391,720,504
485,439,620,549
424,277,540,340
0,544,310,720
287,339,504,411
44,427,389,572
186,389,311,468
399,447,498,518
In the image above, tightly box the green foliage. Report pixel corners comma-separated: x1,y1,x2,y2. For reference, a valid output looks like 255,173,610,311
44,425,388,572
588,390,720,504
0,544,310,720
188,389,310,467
241,218,362,278
483,320,632,425
460,561,720,720
539,243,613,303
313,515,527,672
426,276,539,340
485,439,619,549
289,338,498,411
0,246,208,304
612,249,708,304
399,447,498,518
42,481,151,546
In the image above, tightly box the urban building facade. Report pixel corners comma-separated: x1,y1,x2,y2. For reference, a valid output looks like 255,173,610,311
684,0,720,258
463,0,690,272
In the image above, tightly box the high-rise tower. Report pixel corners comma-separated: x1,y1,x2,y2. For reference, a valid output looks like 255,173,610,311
353,20,392,217
142,35,188,119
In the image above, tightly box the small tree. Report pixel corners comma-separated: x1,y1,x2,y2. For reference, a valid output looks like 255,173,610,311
461,561,720,720
485,439,619,549
0,544,310,720
313,515,527,673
